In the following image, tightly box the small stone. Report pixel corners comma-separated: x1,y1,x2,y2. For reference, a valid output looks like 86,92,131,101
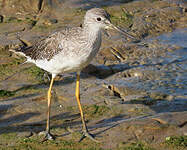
38,131,46,136
0,15,4,23
166,95,174,101
134,129,144,139
182,7,187,13
49,19,58,24
17,131,33,138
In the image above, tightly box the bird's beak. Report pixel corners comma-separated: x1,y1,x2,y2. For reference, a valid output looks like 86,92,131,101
106,23,136,40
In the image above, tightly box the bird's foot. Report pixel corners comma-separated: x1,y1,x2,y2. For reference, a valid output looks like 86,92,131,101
39,131,55,141
79,129,99,143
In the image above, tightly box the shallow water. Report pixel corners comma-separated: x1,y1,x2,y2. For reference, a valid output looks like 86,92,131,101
106,28,187,110
155,29,187,96
157,28,187,47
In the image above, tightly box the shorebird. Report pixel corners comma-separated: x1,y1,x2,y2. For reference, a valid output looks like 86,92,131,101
11,8,134,142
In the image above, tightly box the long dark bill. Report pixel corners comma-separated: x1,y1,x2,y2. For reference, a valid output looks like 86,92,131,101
110,23,136,40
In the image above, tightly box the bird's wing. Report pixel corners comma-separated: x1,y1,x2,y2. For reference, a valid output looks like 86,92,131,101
19,32,63,61
15,27,83,61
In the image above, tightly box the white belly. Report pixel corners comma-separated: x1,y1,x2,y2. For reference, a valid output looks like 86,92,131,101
31,48,98,75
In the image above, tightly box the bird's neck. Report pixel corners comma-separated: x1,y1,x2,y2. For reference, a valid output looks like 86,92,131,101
83,24,102,45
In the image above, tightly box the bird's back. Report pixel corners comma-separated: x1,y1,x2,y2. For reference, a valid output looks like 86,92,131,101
16,27,84,61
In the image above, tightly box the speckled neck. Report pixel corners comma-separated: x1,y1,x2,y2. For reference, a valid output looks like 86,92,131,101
82,24,102,46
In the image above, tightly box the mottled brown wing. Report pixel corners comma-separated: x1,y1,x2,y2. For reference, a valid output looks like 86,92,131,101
20,32,62,61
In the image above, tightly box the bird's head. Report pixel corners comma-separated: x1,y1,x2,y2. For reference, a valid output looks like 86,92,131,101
84,8,135,39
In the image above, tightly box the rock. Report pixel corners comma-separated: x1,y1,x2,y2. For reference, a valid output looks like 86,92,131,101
49,18,58,24
17,131,33,138
0,15,3,23
150,92,168,100
82,64,113,79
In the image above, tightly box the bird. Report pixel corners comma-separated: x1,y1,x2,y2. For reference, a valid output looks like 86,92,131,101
10,8,134,142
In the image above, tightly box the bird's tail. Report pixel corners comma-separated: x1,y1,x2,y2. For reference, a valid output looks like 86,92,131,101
9,48,27,57
9,37,32,57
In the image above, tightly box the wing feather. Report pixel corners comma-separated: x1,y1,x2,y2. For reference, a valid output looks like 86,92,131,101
15,27,83,61
18,32,62,61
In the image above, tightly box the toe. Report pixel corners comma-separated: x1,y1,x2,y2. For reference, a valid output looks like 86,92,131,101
79,130,99,143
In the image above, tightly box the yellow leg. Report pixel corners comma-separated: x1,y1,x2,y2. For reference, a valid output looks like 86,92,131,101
75,73,98,142
75,73,87,131
45,77,55,140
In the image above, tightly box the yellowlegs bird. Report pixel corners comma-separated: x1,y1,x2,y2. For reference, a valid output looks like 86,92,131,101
11,8,134,142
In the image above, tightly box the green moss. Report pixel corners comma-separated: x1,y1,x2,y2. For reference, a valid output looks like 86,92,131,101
74,8,86,16
150,0,160,2
0,57,25,79
25,17,37,26
59,140,75,146
59,146,104,150
0,90,15,97
104,7,133,28
1,132,17,140
12,136,43,150
82,148,105,150
118,142,155,150
165,136,187,148
3,135,103,150
67,104,110,118
10,57,25,65
4,17,19,23
26,66,46,83
84,104,110,119
3,16,25,23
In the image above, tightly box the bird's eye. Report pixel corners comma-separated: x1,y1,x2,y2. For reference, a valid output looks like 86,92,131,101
96,17,101,21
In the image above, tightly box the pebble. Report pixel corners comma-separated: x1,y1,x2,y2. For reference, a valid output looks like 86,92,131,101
0,15,4,23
